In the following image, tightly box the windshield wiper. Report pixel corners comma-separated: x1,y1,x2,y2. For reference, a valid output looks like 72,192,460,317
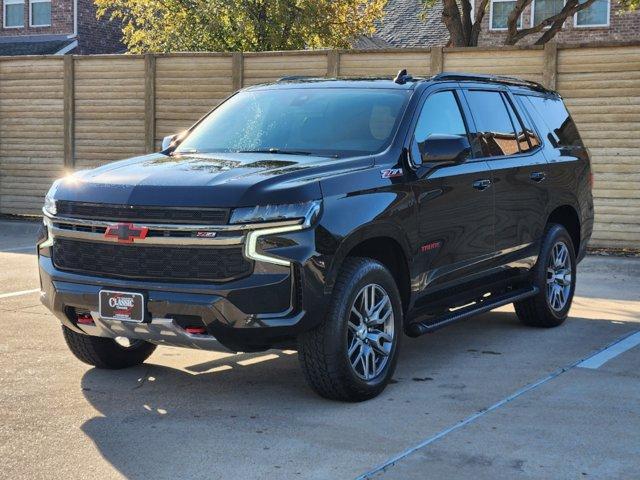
171,148,199,156
236,148,337,158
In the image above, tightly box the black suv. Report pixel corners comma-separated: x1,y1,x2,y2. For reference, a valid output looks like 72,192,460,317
39,72,593,401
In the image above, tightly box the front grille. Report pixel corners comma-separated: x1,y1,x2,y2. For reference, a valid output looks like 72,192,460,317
55,201,229,225
52,239,252,283
52,221,240,240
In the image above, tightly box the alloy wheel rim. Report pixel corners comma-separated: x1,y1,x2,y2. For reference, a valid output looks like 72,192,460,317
546,241,572,312
347,284,395,381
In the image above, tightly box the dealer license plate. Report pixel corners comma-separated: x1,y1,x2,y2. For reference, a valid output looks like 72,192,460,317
99,290,145,322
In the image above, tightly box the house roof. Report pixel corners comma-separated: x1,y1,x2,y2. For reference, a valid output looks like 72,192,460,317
354,0,449,49
0,38,76,56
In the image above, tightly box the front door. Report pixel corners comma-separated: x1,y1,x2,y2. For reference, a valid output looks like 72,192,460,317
408,89,495,294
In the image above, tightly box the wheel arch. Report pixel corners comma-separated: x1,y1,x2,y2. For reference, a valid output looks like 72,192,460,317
547,204,581,253
324,224,412,314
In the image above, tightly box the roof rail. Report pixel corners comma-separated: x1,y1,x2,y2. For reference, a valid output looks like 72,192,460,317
432,72,552,93
277,75,316,82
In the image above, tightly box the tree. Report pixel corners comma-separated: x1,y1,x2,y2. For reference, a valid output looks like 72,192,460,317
424,0,631,47
95,0,387,53
618,0,640,9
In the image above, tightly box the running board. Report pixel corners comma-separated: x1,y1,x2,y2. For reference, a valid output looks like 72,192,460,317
406,286,539,337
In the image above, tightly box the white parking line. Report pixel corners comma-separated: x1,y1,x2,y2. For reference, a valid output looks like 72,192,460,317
0,288,40,300
355,329,640,480
577,331,640,369
1,245,35,253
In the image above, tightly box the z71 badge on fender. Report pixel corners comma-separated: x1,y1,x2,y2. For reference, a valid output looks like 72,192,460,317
381,168,404,179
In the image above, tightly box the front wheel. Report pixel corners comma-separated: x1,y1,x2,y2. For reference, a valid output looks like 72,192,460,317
298,258,402,402
515,224,577,328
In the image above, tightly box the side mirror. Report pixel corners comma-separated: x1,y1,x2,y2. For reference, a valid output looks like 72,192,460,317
162,134,178,151
417,134,471,168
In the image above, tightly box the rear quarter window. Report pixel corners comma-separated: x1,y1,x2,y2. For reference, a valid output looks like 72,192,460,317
519,95,584,149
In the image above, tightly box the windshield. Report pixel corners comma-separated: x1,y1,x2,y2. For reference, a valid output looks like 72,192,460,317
175,88,410,158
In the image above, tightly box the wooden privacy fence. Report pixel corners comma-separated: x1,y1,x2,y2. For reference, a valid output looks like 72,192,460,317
0,42,639,248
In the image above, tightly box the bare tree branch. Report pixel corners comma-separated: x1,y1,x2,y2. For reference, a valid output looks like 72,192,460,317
505,0,598,44
469,0,489,45
506,0,533,42
441,0,466,46
460,0,473,45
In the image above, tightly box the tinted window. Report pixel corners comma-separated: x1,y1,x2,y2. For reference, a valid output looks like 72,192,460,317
523,95,583,148
513,97,541,150
175,88,410,158
465,90,520,157
503,95,533,153
414,91,467,142
411,91,467,165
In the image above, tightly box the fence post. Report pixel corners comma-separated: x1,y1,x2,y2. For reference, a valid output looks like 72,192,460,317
327,50,340,77
430,47,444,75
63,55,75,169
232,52,244,91
543,42,558,90
144,54,156,154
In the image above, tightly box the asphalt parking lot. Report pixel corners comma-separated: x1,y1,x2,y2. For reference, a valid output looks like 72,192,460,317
1,218,639,480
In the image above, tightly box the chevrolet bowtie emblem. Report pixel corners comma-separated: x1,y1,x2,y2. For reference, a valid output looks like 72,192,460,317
104,223,149,243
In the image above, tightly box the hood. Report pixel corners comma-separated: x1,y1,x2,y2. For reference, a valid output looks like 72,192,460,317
53,152,372,208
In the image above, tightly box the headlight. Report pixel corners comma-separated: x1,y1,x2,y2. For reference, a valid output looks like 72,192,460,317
43,179,61,216
230,200,321,225
239,200,321,267
43,193,57,216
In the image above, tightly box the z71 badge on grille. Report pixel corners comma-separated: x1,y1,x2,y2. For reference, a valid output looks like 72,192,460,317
195,231,217,238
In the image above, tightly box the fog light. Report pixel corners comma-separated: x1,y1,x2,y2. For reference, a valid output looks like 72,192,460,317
77,313,94,325
185,326,207,335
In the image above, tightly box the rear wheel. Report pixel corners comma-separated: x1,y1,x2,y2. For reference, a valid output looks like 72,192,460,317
298,258,402,402
62,326,156,369
515,224,576,328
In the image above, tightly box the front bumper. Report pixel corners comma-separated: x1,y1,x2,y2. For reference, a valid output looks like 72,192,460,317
38,217,330,352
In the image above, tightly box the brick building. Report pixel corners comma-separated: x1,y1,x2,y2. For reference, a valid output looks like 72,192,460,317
479,0,640,45
355,0,640,48
0,0,123,55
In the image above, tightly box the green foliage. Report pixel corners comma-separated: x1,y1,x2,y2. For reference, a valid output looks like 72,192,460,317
618,0,640,10
95,0,387,53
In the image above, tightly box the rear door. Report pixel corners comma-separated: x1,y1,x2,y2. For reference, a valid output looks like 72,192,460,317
461,87,548,269
515,93,592,246
407,86,495,293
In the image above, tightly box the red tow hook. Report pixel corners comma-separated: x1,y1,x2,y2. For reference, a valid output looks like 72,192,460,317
185,326,207,335
76,313,94,325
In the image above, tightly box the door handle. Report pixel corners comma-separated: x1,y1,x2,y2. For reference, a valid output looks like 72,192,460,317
472,179,492,191
530,171,546,182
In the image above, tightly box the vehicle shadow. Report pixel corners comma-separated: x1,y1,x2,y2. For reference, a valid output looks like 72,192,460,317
78,310,635,480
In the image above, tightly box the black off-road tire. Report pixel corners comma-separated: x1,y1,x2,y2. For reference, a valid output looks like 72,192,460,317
298,258,402,402
515,224,576,328
62,326,157,369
